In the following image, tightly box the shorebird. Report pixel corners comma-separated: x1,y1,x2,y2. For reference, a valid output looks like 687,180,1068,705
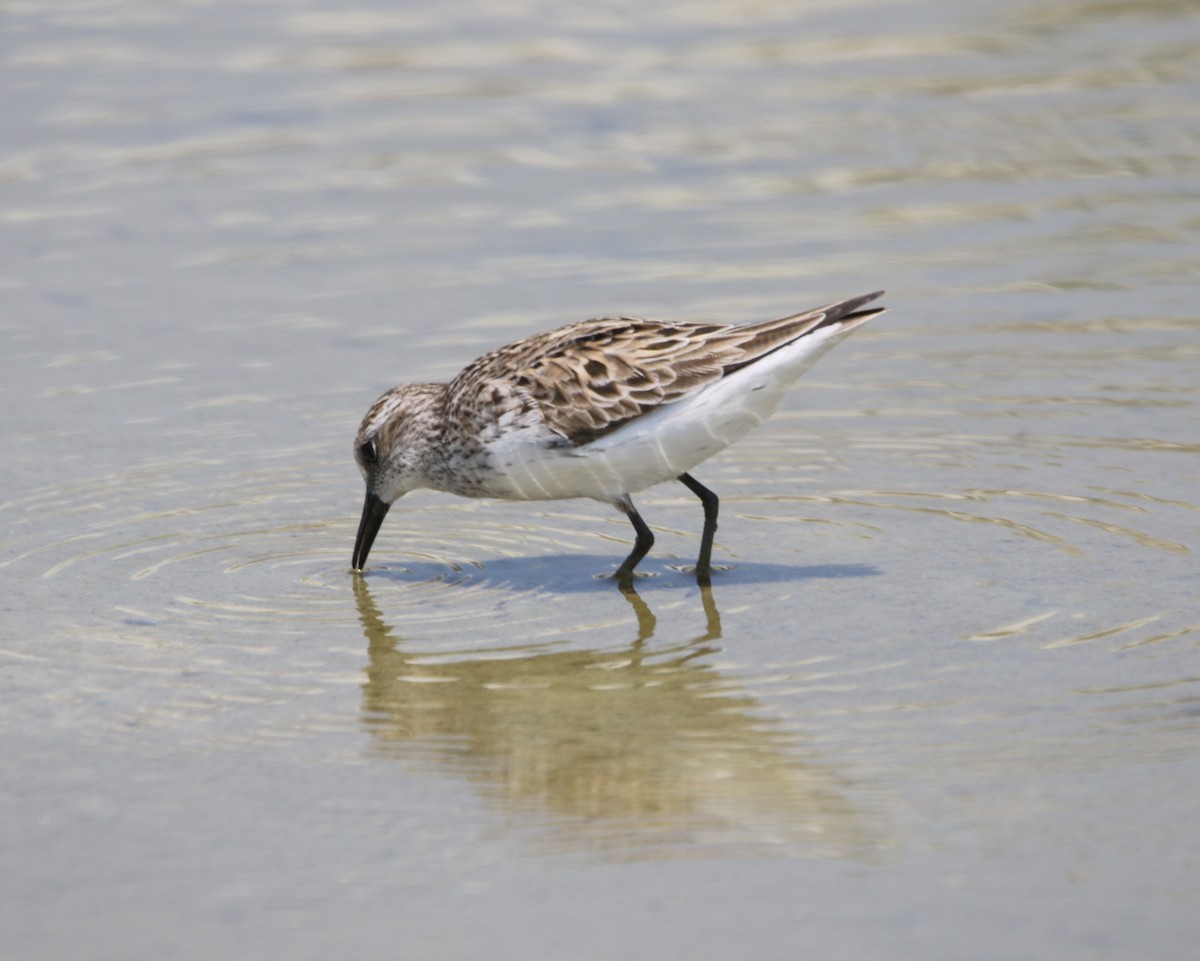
352,290,884,581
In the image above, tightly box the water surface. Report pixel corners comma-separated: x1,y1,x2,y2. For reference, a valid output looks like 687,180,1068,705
2,0,1198,958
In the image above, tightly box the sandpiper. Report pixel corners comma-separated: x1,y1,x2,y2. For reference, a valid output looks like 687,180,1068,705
352,291,884,581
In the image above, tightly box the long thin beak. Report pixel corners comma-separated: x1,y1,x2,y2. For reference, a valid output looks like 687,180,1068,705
352,491,391,572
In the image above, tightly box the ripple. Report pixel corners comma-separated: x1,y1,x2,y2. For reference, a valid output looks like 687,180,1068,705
0,450,730,654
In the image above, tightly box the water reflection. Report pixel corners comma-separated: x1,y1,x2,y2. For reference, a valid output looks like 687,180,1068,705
353,577,874,860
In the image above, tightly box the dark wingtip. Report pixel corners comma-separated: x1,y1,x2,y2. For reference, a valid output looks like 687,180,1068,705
811,290,887,333
843,290,886,314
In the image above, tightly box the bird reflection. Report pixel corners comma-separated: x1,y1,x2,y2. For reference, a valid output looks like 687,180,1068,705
353,578,870,860
614,575,721,644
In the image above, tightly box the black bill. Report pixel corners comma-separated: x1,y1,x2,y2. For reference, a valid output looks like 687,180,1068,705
352,491,391,571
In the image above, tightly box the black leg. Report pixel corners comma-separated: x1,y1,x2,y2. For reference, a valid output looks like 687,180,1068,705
614,494,654,579
678,472,718,578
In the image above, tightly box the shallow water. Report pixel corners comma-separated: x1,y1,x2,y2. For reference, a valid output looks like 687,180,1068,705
2,0,1199,957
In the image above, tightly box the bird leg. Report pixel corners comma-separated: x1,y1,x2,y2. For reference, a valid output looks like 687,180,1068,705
677,472,718,580
614,494,655,581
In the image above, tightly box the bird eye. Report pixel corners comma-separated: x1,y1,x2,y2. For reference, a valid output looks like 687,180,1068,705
358,440,377,465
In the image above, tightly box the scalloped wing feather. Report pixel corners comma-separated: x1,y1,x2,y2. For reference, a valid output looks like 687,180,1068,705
447,292,883,447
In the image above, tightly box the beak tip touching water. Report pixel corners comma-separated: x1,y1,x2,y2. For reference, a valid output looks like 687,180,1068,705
351,491,391,573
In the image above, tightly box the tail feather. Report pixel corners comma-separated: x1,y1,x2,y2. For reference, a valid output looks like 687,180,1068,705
727,290,885,375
